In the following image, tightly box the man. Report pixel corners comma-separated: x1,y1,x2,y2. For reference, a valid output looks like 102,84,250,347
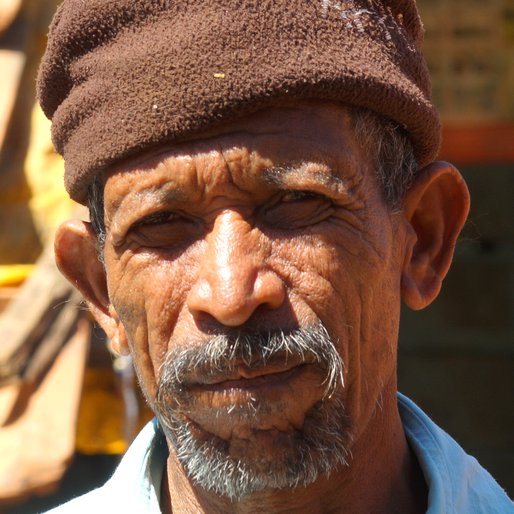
37,0,512,512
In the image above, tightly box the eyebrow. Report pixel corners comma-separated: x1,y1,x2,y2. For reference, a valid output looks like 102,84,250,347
262,164,348,190
135,185,186,204
108,184,186,227
119,183,187,211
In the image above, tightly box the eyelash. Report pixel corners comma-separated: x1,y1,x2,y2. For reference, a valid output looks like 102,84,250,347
280,190,324,202
133,211,176,227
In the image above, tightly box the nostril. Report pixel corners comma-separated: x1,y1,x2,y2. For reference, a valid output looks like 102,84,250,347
186,278,213,315
254,272,286,310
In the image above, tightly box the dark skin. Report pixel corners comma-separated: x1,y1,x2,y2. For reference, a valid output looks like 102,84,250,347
54,101,470,513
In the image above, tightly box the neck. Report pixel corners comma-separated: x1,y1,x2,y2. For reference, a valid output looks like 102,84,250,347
161,388,427,514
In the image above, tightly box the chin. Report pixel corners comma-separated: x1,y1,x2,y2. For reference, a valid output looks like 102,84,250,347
156,394,353,500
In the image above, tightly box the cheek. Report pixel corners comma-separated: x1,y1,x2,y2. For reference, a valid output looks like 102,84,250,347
268,236,358,372
269,233,368,325
106,251,198,395
269,228,401,382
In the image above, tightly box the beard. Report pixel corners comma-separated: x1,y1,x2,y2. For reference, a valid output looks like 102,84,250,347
149,322,351,500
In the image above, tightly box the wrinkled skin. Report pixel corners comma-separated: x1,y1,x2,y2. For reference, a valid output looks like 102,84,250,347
55,100,469,513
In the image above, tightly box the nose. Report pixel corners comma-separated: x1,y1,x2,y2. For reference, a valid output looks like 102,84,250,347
187,210,286,327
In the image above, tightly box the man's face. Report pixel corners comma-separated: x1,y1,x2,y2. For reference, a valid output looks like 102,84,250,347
102,101,409,497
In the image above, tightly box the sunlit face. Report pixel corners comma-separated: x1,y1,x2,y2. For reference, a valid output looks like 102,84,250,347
101,101,408,497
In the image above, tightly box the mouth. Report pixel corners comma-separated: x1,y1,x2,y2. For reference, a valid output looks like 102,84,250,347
195,363,310,393
169,360,329,437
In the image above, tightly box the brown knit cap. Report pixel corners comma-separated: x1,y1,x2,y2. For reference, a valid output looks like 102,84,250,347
37,0,440,205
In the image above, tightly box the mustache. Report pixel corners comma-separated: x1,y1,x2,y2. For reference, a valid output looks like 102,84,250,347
156,322,345,401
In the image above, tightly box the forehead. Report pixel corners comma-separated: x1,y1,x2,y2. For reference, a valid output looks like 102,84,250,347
104,101,369,202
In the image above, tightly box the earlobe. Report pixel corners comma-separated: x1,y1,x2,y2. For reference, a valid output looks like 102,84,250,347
54,220,124,350
108,305,130,356
401,161,470,310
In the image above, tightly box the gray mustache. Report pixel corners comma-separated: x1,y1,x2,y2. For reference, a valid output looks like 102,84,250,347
157,323,345,399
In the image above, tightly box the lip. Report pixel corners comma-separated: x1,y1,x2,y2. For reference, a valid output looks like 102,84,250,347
190,363,311,393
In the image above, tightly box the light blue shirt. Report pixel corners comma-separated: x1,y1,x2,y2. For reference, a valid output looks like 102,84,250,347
45,394,513,513
398,393,513,513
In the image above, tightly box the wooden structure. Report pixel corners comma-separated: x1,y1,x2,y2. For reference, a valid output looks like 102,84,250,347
418,0,514,163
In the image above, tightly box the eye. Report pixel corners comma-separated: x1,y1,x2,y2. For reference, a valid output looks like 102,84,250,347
260,190,333,230
280,190,322,203
127,210,201,250
132,211,176,228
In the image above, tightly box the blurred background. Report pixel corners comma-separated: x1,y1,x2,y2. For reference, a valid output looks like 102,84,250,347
399,0,514,503
0,0,512,512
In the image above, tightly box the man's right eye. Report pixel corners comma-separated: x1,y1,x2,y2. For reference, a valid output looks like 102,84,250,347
126,211,201,250
132,211,177,228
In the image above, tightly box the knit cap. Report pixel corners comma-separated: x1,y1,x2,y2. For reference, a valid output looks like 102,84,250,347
37,0,440,204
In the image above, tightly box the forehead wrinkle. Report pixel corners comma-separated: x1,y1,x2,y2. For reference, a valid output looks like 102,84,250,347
200,146,233,194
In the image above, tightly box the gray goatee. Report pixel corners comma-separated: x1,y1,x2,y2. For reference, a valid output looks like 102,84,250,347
152,322,350,500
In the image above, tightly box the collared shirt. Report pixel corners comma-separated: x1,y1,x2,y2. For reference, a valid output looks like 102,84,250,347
45,394,514,513
398,393,513,513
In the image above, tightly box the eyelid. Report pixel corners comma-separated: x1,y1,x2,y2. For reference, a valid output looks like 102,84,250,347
131,210,176,228
280,190,327,202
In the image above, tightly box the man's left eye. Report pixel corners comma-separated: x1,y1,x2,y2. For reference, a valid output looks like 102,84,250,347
259,190,333,230
280,190,322,203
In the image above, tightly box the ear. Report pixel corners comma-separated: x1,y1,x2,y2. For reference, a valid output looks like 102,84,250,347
401,161,470,310
54,220,130,355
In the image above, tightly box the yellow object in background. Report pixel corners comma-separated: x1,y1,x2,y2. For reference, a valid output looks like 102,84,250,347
24,106,76,246
75,368,153,455
75,369,128,455
0,264,34,287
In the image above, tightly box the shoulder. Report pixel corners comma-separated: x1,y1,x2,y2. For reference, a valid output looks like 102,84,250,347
398,393,514,514
42,419,167,514
43,488,106,513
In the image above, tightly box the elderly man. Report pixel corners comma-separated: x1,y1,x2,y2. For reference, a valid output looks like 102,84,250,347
37,0,512,512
